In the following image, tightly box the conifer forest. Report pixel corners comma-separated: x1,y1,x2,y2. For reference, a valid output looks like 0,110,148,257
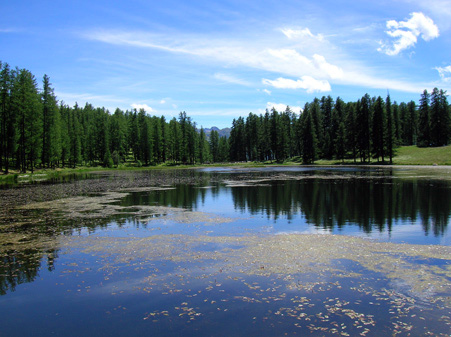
1,61,450,173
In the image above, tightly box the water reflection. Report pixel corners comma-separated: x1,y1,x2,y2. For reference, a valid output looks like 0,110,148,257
0,247,58,295
1,168,451,298
229,177,451,237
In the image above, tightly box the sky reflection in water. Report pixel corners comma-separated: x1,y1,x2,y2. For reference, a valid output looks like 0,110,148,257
1,167,451,336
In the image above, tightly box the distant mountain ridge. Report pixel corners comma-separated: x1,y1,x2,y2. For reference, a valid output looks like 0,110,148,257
202,126,231,138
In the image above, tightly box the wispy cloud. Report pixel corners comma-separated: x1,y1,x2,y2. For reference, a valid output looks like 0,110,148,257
81,26,436,95
378,12,439,56
280,27,324,41
213,73,251,86
55,91,126,105
262,76,331,93
82,29,342,81
436,65,451,81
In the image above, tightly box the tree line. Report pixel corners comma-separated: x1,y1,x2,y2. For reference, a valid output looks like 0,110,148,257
229,90,450,164
1,60,450,173
0,61,230,173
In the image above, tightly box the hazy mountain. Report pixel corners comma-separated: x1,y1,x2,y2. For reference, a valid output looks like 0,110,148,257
202,126,231,138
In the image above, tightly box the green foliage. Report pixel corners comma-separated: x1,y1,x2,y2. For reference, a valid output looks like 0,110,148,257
0,60,449,173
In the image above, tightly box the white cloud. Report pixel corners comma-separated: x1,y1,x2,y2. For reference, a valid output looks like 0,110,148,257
263,89,271,95
84,30,342,81
213,73,250,86
262,76,331,93
281,28,324,41
266,102,303,113
160,99,166,104
83,28,434,94
379,12,439,56
312,54,343,79
131,103,155,113
436,65,451,81
55,91,125,106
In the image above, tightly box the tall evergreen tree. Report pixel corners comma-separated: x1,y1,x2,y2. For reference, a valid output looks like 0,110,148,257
430,88,450,146
300,106,318,164
12,68,42,172
41,75,61,168
418,90,430,147
218,136,229,162
229,117,246,162
345,103,357,163
168,117,181,163
385,95,394,164
209,129,220,162
0,62,15,173
137,109,152,165
198,127,210,164
68,105,81,168
372,96,385,162
356,94,371,162
320,95,334,159
333,98,346,162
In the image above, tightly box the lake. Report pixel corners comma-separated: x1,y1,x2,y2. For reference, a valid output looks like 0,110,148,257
1,166,451,336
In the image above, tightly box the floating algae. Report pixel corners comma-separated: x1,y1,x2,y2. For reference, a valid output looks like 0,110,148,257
61,233,451,302
18,191,233,225
53,232,451,336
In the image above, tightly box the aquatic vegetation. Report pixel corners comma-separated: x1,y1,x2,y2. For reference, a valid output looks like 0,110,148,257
1,167,451,336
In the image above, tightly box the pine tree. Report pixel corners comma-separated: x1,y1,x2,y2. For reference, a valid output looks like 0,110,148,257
372,96,385,162
41,75,61,168
168,117,181,163
137,109,152,165
209,129,220,162
198,127,210,163
68,106,81,168
356,94,371,162
385,95,394,164
12,68,42,172
109,108,127,164
418,90,430,147
160,116,168,163
0,62,15,173
320,95,334,159
301,107,318,164
218,136,229,162
310,98,323,158
430,88,450,146
345,103,357,163
333,98,346,162
128,109,140,161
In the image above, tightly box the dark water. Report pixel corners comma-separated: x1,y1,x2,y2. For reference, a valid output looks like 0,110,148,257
1,167,451,336
112,167,451,245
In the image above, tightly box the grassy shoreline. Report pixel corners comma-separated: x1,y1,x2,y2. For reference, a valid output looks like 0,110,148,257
1,145,450,183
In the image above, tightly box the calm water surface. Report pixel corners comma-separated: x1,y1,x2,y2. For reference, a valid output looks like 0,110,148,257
1,167,451,336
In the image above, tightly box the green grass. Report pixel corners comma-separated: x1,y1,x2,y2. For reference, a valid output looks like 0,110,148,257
315,145,451,166
1,145,450,184
393,145,451,165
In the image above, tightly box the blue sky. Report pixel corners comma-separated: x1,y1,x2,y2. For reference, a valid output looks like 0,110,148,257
1,0,450,128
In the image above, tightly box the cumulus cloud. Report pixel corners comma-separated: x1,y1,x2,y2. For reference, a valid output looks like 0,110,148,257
379,12,439,56
262,76,331,93
266,102,303,113
436,65,451,81
312,54,343,79
131,103,155,113
281,28,324,41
